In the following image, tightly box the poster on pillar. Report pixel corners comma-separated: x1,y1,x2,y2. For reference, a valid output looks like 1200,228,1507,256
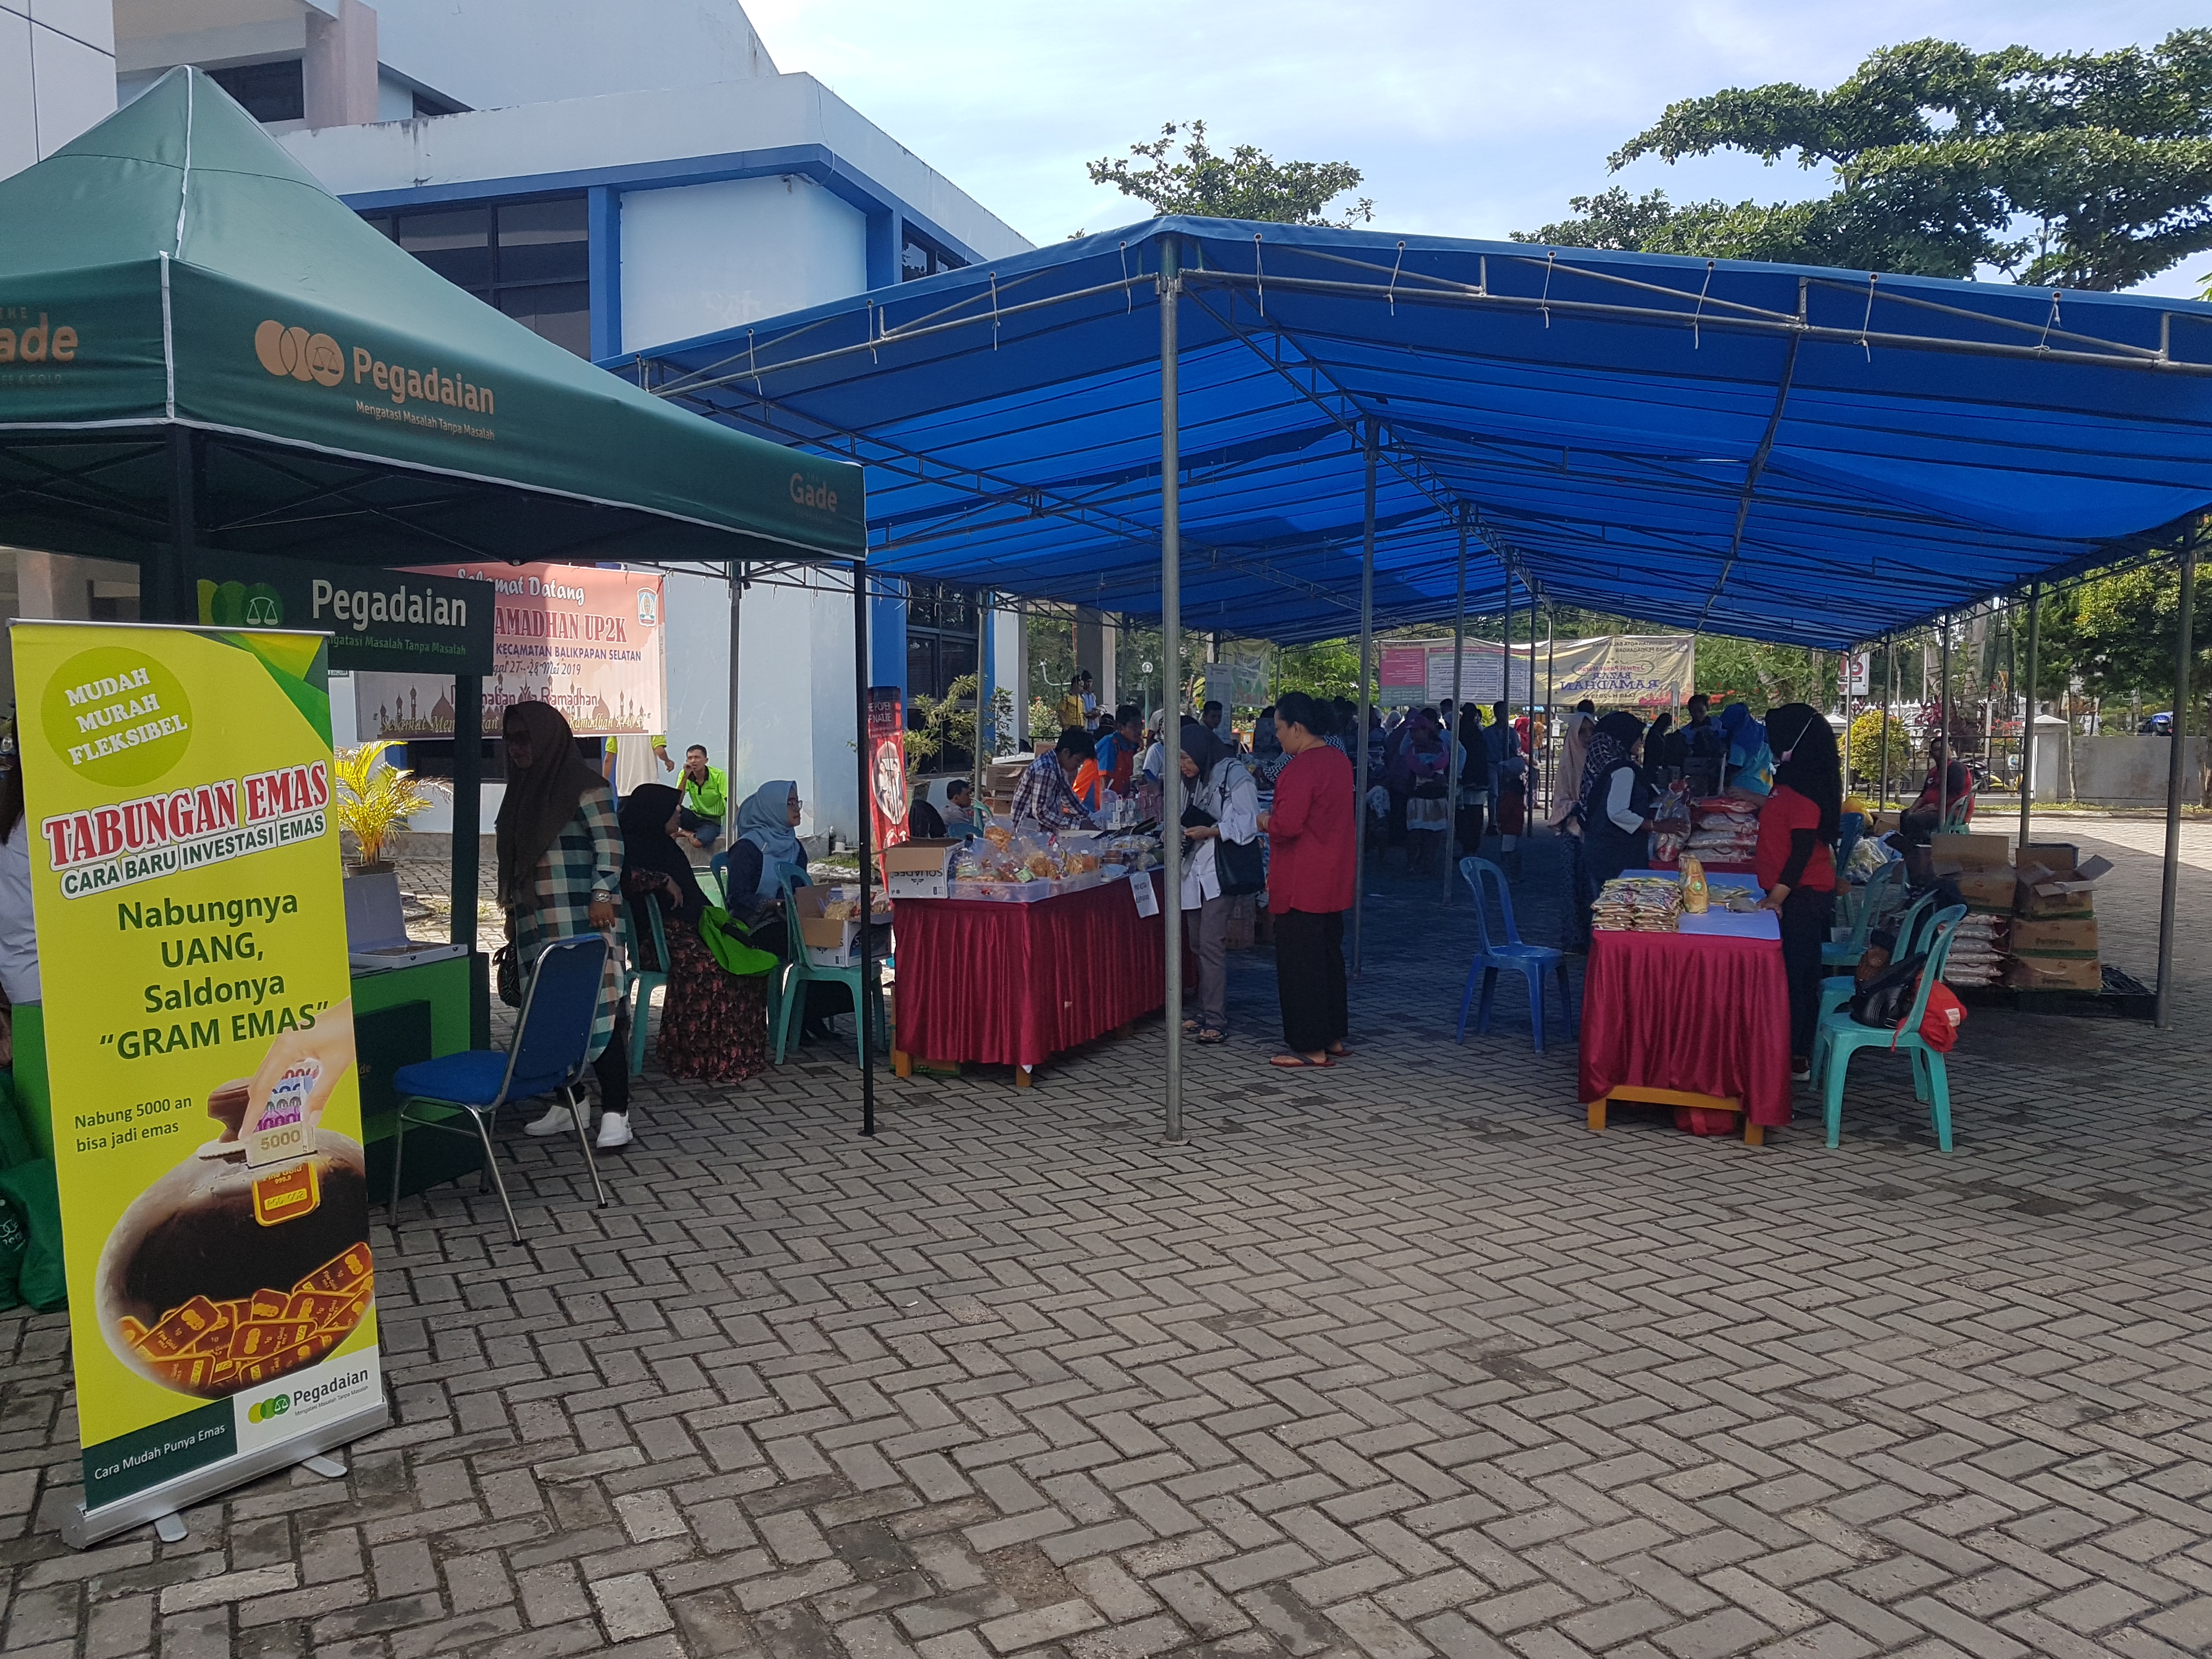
9,620,385,1547
866,688,910,858
353,564,664,741
1203,644,1271,709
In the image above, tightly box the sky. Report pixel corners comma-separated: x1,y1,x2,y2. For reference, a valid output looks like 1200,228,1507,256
741,0,2211,300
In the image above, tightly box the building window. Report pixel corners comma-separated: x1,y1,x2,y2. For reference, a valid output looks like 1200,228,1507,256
208,59,304,123
901,227,965,282
359,195,591,357
905,581,978,712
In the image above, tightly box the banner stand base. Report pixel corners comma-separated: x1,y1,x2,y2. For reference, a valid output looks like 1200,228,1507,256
62,1397,391,1550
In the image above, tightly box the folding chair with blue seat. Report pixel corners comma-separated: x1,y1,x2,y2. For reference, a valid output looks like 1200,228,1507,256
1822,857,1903,969
771,864,887,1068
622,893,670,1076
388,935,612,1244
1454,856,1576,1053
1813,905,1967,1152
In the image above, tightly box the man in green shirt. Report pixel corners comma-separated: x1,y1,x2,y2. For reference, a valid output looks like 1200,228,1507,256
677,744,730,851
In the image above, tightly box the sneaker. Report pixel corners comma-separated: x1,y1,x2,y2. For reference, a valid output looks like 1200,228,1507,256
523,1101,584,1137
595,1111,634,1151
1791,1057,1813,1082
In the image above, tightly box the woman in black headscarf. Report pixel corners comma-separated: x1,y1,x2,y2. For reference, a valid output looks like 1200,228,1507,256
1578,712,1654,890
620,783,770,1085
496,701,633,1149
1756,703,1844,1076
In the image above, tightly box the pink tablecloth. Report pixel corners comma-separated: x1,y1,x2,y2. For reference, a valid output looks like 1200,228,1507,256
1577,927,1793,1126
893,873,1175,1070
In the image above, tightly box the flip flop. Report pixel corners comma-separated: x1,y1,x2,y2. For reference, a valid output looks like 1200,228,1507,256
1196,1028,1226,1044
1269,1053,1333,1068
1328,1043,1356,1057
1181,1019,1201,1033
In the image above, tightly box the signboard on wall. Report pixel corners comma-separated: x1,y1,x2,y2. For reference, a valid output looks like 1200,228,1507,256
354,563,664,739
11,620,384,1546
1390,635,1691,709
195,551,493,675
1421,645,1536,706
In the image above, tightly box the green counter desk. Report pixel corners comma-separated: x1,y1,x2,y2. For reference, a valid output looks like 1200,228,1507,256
354,949,491,1199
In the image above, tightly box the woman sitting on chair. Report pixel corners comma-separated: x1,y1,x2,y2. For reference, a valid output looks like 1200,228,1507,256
621,783,769,1084
728,779,847,1046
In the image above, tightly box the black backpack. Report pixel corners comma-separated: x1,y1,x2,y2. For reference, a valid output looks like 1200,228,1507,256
1849,952,1928,1028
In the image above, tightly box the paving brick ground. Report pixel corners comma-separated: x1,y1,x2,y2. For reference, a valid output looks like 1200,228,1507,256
7,815,2212,1658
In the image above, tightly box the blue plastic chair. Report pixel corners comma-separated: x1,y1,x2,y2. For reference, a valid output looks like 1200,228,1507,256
1822,857,1903,969
621,895,672,1077
771,865,887,1068
388,935,612,1244
1814,905,1967,1152
1815,891,1937,1036
1454,856,1576,1052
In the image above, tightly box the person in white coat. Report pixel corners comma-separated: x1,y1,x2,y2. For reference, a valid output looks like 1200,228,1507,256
1176,720,1260,1043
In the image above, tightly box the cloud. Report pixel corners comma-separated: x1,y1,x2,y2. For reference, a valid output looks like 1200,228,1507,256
742,0,2209,295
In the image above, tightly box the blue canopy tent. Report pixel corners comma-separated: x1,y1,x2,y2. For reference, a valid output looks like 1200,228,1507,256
626,218,2212,1131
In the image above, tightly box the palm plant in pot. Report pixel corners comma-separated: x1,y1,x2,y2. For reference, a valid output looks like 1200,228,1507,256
332,741,445,874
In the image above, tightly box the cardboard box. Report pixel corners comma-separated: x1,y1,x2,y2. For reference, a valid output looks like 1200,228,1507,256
2013,848,2110,917
1953,871,2018,913
882,838,961,900
793,884,890,967
2005,954,2102,992
1932,832,2011,875
2010,916,2098,958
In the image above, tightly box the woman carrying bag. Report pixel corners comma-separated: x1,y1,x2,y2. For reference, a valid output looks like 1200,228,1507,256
1177,720,1261,1044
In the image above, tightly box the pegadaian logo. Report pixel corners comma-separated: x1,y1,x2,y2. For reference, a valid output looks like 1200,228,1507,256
246,1393,290,1424
255,320,345,386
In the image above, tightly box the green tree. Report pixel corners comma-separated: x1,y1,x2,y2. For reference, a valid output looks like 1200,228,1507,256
1089,121,1374,227
1519,31,2212,289
1694,637,1836,709
1844,708,1913,793
2065,562,2212,707
1274,638,1368,703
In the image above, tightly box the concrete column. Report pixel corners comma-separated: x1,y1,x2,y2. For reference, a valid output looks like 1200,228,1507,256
1098,615,1117,712
303,0,380,130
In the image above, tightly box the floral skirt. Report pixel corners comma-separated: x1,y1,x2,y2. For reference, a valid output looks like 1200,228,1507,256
657,926,770,1084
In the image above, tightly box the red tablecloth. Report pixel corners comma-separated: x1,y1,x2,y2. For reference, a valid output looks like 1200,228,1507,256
894,873,1174,1070
1577,928,1793,1126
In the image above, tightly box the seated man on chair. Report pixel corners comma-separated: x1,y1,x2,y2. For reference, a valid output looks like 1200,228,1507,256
676,744,729,852
1894,737,1973,847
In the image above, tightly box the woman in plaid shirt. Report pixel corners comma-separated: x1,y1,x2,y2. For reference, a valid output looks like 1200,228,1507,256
496,701,635,1149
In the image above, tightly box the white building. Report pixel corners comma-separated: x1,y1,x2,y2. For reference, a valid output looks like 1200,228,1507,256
2,0,1036,839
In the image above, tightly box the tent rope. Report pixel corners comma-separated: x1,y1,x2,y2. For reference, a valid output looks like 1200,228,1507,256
1858,272,1878,363
1254,234,1266,318
1692,261,1714,350
1387,241,1404,318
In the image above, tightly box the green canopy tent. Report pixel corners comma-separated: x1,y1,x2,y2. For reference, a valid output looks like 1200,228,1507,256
0,70,887,1142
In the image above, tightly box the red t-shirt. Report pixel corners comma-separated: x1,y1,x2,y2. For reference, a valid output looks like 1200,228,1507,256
1268,743,1356,913
1754,783,1837,894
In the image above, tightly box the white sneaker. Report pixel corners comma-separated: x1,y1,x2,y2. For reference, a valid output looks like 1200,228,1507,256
595,1111,633,1151
523,1100,585,1137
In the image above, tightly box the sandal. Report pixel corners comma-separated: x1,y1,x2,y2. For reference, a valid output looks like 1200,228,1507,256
1328,1043,1355,1057
1269,1053,1333,1068
1181,1018,1200,1033
1196,1028,1226,1045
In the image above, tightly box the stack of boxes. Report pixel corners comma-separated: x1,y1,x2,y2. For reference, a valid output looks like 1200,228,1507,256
1930,834,2016,987
2007,843,2108,993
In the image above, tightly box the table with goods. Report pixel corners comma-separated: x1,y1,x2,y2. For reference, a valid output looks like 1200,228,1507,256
1576,858,1793,1143
885,821,1177,1086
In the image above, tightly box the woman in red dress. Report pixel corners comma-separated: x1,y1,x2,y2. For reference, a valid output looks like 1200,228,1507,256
1755,705,1843,1080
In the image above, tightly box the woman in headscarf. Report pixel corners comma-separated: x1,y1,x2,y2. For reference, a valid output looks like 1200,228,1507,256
1453,703,1489,855
1578,712,1654,890
1756,703,1844,1079
1547,711,1596,828
1718,702,1773,794
729,780,808,905
1177,719,1260,1043
621,783,771,1085
495,701,633,1149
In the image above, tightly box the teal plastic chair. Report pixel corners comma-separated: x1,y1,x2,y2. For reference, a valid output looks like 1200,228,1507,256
1453,857,1575,1053
1814,905,1966,1152
1815,891,1937,1035
771,866,887,1068
620,894,671,1076
707,848,732,907
1822,857,1903,969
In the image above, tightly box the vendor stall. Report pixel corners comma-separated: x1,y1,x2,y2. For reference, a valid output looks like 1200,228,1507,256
1578,870,1792,1143
886,829,1177,1085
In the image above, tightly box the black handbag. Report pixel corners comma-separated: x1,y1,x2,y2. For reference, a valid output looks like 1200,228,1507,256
1216,835,1266,896
1848,953,1926,1028
493,943,522,1007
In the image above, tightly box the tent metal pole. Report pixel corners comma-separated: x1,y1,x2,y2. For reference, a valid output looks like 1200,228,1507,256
1938,615,1953,826
1543,605,1557,817
2157,538,2197,1029
1444,514,1466,906
1014,600,1030,752
2019,582,2040,851
1159,241,1186,1142
853,559,876,1138
727,560,744,797
157,427,197,624
974,589,989,805
1880,636,1894,810
450,676,481,958
1352,417,1378,976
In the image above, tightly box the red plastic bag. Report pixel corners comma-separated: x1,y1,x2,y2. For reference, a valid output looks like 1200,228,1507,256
1916,983,1966,1051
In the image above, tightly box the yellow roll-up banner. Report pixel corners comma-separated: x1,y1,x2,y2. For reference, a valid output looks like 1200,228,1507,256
10,621,383,1542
